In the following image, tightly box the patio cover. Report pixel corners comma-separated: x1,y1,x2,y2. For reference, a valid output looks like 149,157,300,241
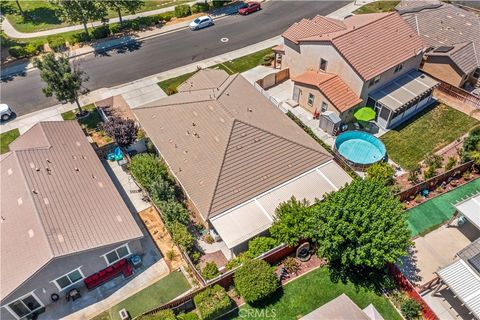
455,193,480,229
210,161,352,249
369,70,438,112
437,259,480,319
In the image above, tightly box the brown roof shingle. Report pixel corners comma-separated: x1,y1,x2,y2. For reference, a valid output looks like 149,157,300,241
292,71,362,112
1,121,143,300
282,12,426,80
134,70,332,220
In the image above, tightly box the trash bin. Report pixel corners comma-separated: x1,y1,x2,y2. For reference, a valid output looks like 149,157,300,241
130,255,142,268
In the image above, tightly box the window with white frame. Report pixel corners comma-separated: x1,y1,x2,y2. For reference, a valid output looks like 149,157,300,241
7,293,43,319
368,75,381,87
104,244,130,265
319,58,328,71
394,63,403,73
307,93,315,106
54,267,84,290
321,101,328,112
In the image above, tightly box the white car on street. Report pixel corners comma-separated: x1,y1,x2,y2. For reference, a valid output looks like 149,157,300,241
0,104,13,121
189,15,214,30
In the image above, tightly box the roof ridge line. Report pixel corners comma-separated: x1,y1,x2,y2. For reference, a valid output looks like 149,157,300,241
234,119,331,159
205,119,237,219
9,122,52,151
134,96,216,110
332,11,396,41
215,73,240,100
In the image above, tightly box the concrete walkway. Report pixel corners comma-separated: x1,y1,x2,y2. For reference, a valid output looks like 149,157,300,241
1,1,198,39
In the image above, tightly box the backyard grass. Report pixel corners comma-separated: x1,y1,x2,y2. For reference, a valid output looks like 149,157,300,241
3,0,191,33
407,178,480,237
92,270,191,320
0,128,20,154
226,267,401,320
380,103,479,168
353,0,400,14
157,47,274,95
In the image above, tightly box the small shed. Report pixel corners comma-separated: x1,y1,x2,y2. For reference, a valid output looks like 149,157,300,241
319,111,341,135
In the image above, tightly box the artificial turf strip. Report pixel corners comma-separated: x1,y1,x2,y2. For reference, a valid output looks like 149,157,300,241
0,128,20,154
406,178,480,237
227,267,401,320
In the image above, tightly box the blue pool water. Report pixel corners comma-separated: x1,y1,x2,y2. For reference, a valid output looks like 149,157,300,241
335,131,386,165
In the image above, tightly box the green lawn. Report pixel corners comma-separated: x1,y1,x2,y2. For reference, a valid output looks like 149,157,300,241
3,0,191,33
407,178,480,237
61,103,102,131
157,48,274,95
380,103,479,168
0,128,20,154
353,1,400,14
226,267,401,320
93,270,191,320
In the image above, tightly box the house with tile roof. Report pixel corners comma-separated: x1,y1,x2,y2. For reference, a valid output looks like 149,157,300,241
396,0,480,88
134,69,352,254
0,121,143,320
276,12,439,129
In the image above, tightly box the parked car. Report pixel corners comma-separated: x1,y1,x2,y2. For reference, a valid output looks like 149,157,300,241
238,2,261,15
189,15,214,30
0,104,13,121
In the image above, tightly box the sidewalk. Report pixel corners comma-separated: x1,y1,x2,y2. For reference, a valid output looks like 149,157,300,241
1,1,199,39
0,1,368,135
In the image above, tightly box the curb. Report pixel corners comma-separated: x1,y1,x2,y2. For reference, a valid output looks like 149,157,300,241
1,13,232,79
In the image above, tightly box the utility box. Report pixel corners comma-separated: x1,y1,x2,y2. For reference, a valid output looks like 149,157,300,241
119,309,130,320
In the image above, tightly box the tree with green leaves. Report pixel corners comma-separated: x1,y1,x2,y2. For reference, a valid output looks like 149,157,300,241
245,236,278,259
150,179,176,204
234,259,278,304
170,221,194,252
159,200,190,226
34,53,89,114
129,154,168,190
54,0,107,36
365,162,395,186
104,0,144,24
15,0,25,19
270,197,313,246
311,179,411,286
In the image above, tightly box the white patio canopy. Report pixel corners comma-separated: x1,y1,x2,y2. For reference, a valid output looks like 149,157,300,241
455,193,480,229
210,161,352,249
437,259,480,319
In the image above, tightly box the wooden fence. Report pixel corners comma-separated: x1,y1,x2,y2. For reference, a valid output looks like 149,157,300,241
140,244,296,317
436,82,480,109
388,264,438,320
396,161,475,202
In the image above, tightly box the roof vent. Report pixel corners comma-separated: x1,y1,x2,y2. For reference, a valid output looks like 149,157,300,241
116,215,123,222
247,108,253,113
30,162,35,169
17,198,23,206
74,167,80,172
32,189,38,195
92,174,97,179
28,229,34,238
7,168,13,175
35,167,40,172
57,234,65,243
46,158,51,163
192,122,197,127
194,132,200,138
254,138,260,142
46,167,52,175
43,198,50,205
76,141,81,146
72,155,77,160
98,181,104,188
186,130,190,136
214,136,220,143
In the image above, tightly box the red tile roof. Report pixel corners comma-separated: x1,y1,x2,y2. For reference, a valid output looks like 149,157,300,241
283,12,426,80
292,70,362,112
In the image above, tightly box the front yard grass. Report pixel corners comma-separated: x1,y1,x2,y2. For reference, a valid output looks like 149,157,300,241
353,1,400,14
227,267,401,320
61,103,102,131
157,48,274,95
406,178,480,237
94,270,191,320
0,128,20,154
3,0,192,33
380,103,479,169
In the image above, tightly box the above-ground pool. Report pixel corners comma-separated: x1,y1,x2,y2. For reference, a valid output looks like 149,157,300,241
334,131,387,166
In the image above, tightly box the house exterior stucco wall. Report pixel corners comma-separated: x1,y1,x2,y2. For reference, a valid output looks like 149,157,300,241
1,239,142,320
421,56,464,87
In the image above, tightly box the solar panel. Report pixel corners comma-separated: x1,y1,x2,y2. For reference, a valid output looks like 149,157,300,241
468,253,480,274
434,46,454,53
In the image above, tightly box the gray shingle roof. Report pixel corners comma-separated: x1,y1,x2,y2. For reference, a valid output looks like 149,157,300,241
1,121,143,300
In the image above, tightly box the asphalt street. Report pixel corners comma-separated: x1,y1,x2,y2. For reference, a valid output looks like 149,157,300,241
1,1,348,116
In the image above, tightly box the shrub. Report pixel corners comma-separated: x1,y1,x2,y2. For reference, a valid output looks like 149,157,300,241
401,298,422,320
70,32,90,44
282,256,300,274
234,260,278,304
170,221,194,251
245,236,278,258
92,25,110,39
191,2,210,13
140,309,176,320
166,249,177,260
191,251,201,262
47,36,66,52
24,43,40,56
407,164,421,184
8,45,26,58
132,20,140,31
102,116,138,148
445,156,457,171
424,153,443,170
150,179,176,204
204,234,214,244
129,154,168,190
110,23,121,34
212,0,231,8
138,16,155,27
202,262,220,280
177,312,199,320
158,12,174,22
366,162,395,186
423,166,436,180
225,254,249,270
159,200,190,226
175,4,191,18
194,285,232,320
